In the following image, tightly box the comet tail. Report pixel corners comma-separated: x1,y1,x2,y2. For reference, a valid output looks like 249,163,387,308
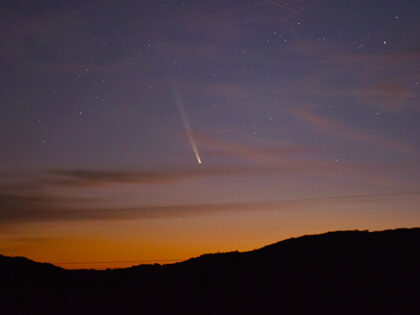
171,81,202,164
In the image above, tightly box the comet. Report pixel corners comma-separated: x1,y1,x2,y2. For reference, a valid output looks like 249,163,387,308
171,80,202,164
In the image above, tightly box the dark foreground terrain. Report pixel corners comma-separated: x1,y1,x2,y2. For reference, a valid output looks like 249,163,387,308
1,228,420,314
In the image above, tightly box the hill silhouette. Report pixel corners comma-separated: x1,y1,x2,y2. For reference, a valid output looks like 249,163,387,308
1,228,419,314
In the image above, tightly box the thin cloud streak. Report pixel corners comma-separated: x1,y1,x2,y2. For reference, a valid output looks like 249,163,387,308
1,154,417,226
0,161,374,225
292,109,418,155
47,166,293,187
1,189,419,226
194,132,308,164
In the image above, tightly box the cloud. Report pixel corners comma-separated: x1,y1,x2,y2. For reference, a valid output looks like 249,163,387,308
0,159,371,226
355,81,418,112
285,40,420,68
46,166,284,187
45,161,352,188
1,132,416,227
0,190,93,225
0,188,261,225
270,40,420,112
292,108,417,155
1,184,418,226
194,132,308,163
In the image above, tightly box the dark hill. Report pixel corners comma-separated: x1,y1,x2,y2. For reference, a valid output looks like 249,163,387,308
1,228,419,314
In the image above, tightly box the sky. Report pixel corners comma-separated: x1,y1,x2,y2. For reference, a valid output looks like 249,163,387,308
0,0,419,269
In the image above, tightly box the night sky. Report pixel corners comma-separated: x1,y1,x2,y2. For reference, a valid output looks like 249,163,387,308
1,0,419,269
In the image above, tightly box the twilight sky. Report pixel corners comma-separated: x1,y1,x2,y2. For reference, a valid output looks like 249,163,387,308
1,0,419,269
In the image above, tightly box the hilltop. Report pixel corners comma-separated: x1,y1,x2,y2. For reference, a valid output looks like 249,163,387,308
1,228,419,314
